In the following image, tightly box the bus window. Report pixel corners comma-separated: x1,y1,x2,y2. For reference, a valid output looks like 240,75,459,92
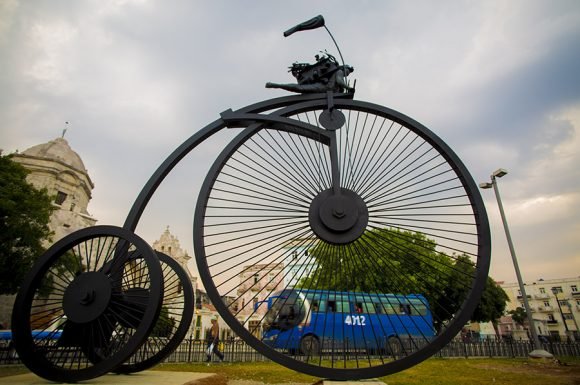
327,300,336,312
373,302,383,314
399,303,412,315
318,294,327,312
409,299,428,316
353,301,375,314
311,300,320,312
381,301,397,315
264,291,306,331
415,304,427,316
337,301,350,313
363,301,375,314
327,300,349,313
305,292,326,312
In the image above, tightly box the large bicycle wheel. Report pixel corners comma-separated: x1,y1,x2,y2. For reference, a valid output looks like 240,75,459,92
115,251,194,373
194,99,490,380
11,225,163,383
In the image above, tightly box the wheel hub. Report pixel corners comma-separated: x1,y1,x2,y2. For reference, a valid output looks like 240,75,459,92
63,271,112,323
309,188,368,244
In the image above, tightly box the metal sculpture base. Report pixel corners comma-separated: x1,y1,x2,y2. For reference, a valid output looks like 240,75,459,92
529,349,554,359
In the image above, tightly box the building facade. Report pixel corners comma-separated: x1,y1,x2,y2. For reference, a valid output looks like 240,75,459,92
150,227,234,342
236,263,285,338
1,137,97,328
150,227,198,338
281,238,317,288
11,137,97,241
500,277,580,341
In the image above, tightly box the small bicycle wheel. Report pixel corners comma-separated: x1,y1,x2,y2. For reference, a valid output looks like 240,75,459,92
115,251,194,373
11,225,163,383
194,99,490,380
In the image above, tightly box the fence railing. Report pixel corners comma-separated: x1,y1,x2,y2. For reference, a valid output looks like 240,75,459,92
436,339,580,358
2,337,578,365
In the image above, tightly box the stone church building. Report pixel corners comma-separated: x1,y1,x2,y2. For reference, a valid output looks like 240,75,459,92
11,137,98,241
1,137,98,327
1,137,203,333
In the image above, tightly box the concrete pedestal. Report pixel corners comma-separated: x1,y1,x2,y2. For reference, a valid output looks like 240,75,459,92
0,370,214,385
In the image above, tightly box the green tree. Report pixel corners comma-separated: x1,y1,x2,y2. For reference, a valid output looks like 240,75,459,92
439,254,508,330
298,227,507,332
298,228,448,294
151,306,175,337
0,155,55,294
471,276,509,334
508,307,527,327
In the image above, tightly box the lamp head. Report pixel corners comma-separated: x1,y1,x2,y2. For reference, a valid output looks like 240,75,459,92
493,168,508,178
479,182,493,189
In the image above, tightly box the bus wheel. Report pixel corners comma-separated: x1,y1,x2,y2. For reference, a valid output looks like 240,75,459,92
387,336,403,357
300,335,320,356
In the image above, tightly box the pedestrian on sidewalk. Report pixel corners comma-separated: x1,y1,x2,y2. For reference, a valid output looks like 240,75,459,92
205,316,224,363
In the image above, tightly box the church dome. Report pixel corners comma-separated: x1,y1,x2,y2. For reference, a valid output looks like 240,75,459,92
21,137,87,172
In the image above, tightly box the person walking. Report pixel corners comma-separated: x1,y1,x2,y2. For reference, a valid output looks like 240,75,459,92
205,316,224,363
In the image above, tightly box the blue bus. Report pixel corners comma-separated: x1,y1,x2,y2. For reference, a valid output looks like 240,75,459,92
261,289,435,355
0,330,63,341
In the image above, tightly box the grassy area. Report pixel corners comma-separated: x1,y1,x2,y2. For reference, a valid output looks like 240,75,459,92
154,357,580,385
0,366,29,378
1,358,579,384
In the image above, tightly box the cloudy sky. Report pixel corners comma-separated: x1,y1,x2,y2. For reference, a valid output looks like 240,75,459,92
1,0,579,285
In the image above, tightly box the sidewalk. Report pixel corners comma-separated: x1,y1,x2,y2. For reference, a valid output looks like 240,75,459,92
0,370,214,385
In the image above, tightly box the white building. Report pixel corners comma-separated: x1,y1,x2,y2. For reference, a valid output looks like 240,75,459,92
236,263,285,338
281,238,318,288
500,277,580,341
150,227,198,338
150,227,234,342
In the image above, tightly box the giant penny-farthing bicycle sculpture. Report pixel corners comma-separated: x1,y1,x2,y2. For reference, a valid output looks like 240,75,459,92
12,15,490,382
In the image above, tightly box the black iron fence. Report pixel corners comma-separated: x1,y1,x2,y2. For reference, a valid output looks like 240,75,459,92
436,338,580,358
2,337,579,365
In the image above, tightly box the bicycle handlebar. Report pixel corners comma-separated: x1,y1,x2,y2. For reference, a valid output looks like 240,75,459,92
283,15,325,37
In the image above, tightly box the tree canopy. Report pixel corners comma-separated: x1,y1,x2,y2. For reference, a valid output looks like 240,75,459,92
508,307,527,327
297,227,507,332
0,155,55,295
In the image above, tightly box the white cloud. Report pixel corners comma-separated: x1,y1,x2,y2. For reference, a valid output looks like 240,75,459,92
0,0,18,44
23,21,77,92
507,193,579,227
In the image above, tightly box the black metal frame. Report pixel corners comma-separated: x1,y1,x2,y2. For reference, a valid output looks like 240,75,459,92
114,251,194,373
11,226,163,383
122,93,353,232
12,89,490,381
191,96,491,380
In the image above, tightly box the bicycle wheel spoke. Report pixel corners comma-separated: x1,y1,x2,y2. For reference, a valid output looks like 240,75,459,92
193,99,489,380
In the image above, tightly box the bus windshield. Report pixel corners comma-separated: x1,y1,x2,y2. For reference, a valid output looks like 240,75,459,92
264,289,309,332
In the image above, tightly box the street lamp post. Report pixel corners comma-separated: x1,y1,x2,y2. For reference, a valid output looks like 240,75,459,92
552,289,576,342
566,300,580,339
552,289,570,334
480,168,553,358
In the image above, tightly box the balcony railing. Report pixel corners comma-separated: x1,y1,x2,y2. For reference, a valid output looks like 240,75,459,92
537,306,554,312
